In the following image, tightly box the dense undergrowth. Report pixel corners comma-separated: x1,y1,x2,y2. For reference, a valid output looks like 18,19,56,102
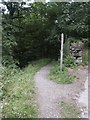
1,59,50,118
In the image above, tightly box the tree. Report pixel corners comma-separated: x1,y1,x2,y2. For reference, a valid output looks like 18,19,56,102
1,2,89,67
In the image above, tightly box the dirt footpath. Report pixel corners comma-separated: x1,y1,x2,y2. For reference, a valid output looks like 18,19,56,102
68,66,88,118
35,64,88,118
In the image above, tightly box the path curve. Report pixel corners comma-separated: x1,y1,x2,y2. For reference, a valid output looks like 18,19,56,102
34,64,88,118
35,64,61,118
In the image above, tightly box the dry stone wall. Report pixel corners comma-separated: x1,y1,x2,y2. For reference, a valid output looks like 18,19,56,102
70,42,84,64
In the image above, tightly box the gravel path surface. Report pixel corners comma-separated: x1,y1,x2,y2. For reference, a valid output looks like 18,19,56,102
34,64,88,118
78,77,88,118
35,64,61,118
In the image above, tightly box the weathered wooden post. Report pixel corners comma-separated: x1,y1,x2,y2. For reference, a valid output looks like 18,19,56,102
60,33,64,72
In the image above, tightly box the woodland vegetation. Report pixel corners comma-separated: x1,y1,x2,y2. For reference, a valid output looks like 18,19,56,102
1,2,89,67
0,1,89,118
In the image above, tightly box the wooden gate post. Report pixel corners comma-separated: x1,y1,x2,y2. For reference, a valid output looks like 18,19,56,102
60,33,64,72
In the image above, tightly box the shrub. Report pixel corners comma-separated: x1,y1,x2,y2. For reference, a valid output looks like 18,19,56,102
63,55,75,67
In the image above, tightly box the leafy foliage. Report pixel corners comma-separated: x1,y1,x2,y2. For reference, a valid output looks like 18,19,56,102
1,2,89,67
1,2,89,118
63,55,75,67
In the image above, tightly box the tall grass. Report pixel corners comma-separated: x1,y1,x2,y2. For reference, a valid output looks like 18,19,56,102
1,59,50,118
49,61,74,84
60,101,80,118
82,49,88,65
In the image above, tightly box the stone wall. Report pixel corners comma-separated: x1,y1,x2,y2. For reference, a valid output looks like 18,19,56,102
70,42,84,64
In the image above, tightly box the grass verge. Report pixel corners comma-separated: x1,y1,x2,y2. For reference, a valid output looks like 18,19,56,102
49,61,74,84
60,101,80,118
1,59,50,118
82,49,88,65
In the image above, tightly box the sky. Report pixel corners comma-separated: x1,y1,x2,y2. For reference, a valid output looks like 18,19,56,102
0,0,35,3
0,0,89,7
0,0,50,14
0,0,50,2
0,0,50,11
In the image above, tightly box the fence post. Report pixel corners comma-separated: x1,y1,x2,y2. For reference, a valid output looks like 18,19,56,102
60,33,64,72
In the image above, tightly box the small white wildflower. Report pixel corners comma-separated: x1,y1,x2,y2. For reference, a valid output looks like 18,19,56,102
0,105,3,109
5,102,8,105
